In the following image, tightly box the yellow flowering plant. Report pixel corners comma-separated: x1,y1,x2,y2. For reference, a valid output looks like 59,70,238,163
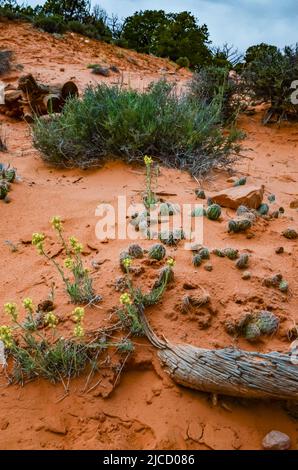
32,217,98,304
143,155,157,209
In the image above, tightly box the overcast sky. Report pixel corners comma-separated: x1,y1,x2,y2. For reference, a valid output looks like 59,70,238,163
24,0,298,52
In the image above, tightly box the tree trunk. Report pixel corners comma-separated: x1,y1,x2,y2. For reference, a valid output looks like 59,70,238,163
139,307,298,401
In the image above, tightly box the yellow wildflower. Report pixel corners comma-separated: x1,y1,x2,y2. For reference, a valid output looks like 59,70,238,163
74,323,84,338
0,325,13,348
120,293,132,305
51,216,63,231
64,257,74,270
69,236,83,254
72,307,85,322
122,257,132,269
4,302,18,322
166,258,175,267
44,312,59,329
144,155,153,166
23,298,34,313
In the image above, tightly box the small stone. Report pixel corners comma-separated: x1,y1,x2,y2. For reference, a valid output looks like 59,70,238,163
187,421,203,442
275,246,284,254
242,270,251,280
183,282,198,290
289,199,298,209
211,185,264,209
204,263,213,272
262,430,291,450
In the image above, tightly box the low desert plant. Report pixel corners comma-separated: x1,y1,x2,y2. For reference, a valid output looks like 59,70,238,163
33,14,66,34
189,65,243,124
32,217,98,304
33,80,243,177
117,256,175,333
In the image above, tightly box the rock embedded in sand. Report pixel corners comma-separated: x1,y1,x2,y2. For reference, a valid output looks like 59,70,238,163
211,185,264,209
290,199,298,209
262,430,291,450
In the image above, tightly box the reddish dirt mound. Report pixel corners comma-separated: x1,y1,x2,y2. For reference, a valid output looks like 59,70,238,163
0,22,298,450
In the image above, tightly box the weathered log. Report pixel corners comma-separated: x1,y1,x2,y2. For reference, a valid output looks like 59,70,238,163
1,74,79,120
139,308,298,401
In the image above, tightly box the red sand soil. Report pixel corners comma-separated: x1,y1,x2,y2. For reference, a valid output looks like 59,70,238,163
0,21,298,450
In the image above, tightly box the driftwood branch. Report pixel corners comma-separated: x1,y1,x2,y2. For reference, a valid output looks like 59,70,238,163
139,307,298,401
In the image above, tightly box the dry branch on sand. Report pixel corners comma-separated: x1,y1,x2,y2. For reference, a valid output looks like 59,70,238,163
0,74,78,122
139,307,298,401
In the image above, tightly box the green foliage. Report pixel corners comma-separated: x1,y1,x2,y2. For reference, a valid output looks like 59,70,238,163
121,10,211,68
176,56,190,68
189,65,242,124
42,0,90,22
148,243,166,261
33,14,66,34
242,44,298,122
33,81,242,177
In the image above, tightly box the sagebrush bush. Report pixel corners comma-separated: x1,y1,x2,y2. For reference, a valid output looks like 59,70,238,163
33,80,242,177
33,14,66,34
189,66,242,123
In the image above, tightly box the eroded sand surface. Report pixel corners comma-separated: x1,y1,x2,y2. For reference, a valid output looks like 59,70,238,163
0,21,298,450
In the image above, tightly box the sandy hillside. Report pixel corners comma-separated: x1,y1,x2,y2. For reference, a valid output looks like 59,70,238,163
0,21,298,450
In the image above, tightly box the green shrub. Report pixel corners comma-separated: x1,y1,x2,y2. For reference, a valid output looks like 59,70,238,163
189,65,242,123
33,14,66,34
33,80,242,177
176,56,190,68
242,44,298,123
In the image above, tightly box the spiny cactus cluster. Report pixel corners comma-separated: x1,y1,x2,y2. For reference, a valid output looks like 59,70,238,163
206,203,222,221
128,244,144,259
0,163,17,203
195,189,206,199
225,310,279,342
234,176,247,186
159,229,185,246
148,243,166,261
228,217,252,233
257,203,269,216
223,247,239,260
263,273,289,292
235,253,249,269
282,228,298,239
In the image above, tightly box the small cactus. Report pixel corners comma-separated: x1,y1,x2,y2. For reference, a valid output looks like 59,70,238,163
204,263,213,272
257,203,269,216
256,310,279,335
207,197,214,206
267,194,275,203
198,247,210,259
282,228,298,239
223,247,239,260
206,203,221,221
195,189,206,199
234,176,247,186
128,244,144,259
235,253,249,269
244,322,261,342
192,254,202,267
148,243,166,261
191,206,205,217
0,180,9,200
236,205,249,216
212,248,225,257
279,280,289,292
228,218,252,233
263,273,283,287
